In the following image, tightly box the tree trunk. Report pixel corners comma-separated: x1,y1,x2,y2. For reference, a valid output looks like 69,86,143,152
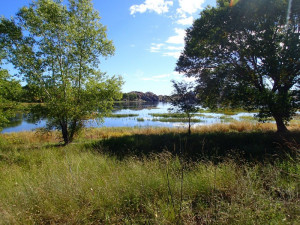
188,116,191,135
273,115,289,133
68,119,78,143
60,121,70,145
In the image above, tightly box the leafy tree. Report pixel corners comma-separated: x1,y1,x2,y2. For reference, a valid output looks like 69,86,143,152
3,0,123,144
20,84,46,103
170,80,199,135
0,70,22,128
122,92,137,101
0,19,23,129
176,0,300,132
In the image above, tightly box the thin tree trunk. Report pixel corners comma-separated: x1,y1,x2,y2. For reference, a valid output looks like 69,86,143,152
188,116,191,135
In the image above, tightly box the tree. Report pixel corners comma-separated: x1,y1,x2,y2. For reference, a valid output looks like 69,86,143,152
0,70,22,129
0,19,23,129
3,0,123,144
170,80,199,135
176,0,300,132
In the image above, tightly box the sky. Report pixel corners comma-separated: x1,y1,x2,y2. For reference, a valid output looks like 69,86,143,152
1,0,216,95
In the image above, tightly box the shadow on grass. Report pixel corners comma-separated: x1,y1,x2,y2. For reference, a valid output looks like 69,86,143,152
86,131,300,162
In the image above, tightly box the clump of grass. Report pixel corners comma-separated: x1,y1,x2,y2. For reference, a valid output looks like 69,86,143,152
220,116,237,123
137,118,145,122
106,113,139,118
152,118,202,123
239,115,257,121
149,113,191,118
199,108,259,115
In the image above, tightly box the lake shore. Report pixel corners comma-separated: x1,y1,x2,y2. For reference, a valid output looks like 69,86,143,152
1,123,299,224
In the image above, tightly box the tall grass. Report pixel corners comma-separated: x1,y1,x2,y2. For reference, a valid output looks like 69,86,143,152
0,142,299,224
1,123,299,224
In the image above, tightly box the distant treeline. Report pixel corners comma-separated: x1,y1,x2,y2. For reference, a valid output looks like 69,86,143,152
122,91,170,102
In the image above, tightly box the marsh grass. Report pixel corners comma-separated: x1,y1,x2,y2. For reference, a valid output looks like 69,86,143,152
219,116,237,123
149,113,191,118
152,118,202,123
198,108,259,115
106,113,139,118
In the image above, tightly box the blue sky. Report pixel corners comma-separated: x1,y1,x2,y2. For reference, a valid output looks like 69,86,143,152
1,0,216,95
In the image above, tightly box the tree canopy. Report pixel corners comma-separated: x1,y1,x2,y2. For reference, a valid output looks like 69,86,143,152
176,0,300,132
2,0,123,143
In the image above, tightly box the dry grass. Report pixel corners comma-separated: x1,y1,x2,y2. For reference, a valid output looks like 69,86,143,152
1,122,299,147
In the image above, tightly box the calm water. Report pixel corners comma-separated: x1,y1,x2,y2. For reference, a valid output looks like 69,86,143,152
1,102,255,133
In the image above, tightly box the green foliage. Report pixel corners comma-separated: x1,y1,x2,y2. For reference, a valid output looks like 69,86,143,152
3,0,123,143
176,0,300,132
0,18,23,129
0,71,22,128
170,81,199,134
122,92,138,101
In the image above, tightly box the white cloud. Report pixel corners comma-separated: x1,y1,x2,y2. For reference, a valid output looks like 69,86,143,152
165,46,183,51
177,0,205,16
149,29,185,59
140,72,180,82
176,16,194,25
130,0,173,15
166,28,186,45
150,43,165,52
163,51,181,58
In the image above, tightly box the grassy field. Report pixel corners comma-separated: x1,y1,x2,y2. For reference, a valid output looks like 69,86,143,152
0,122,299,224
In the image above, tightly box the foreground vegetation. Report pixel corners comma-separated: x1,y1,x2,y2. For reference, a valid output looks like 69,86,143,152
0,123,299,224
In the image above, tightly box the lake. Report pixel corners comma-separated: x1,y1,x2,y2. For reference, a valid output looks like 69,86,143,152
2,102,257,133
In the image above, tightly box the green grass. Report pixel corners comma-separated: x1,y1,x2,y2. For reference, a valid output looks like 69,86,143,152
198,108,259,115
0,126,299,224
239,116,257,121
106,113,139,118
152,118,202,123
149,113,191,118
137,118,145,122
219,116,237,123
